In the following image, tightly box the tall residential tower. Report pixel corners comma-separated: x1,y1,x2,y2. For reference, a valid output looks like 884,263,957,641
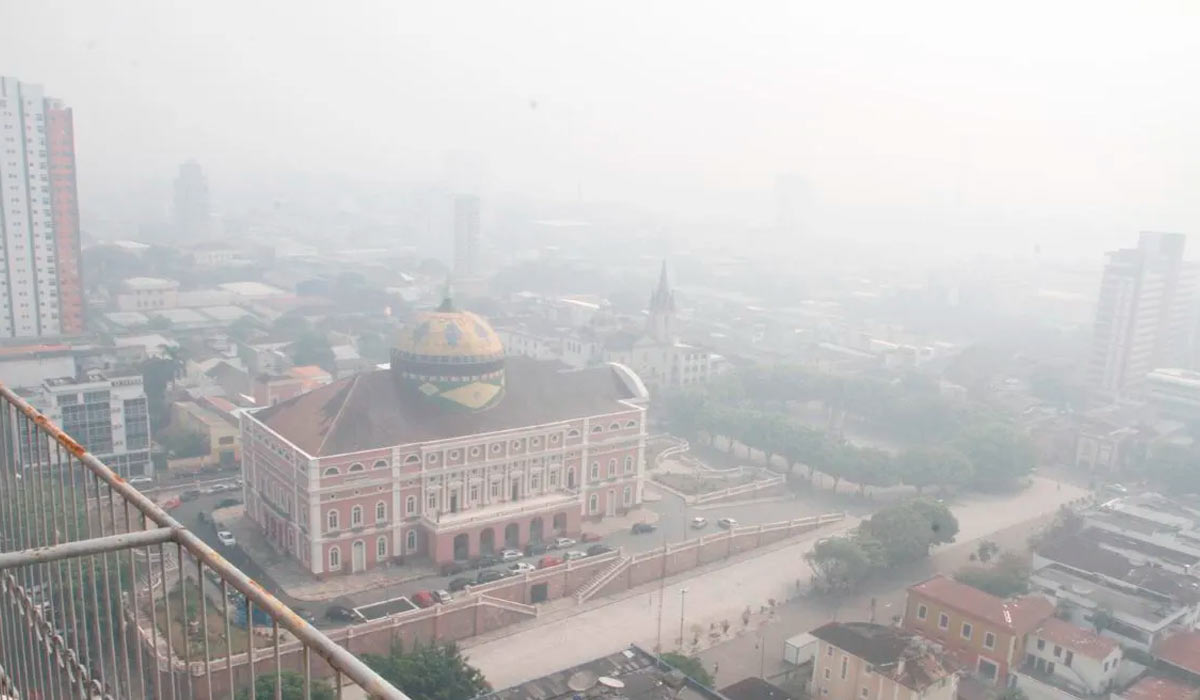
1087,232,1197,400
0,77,84,338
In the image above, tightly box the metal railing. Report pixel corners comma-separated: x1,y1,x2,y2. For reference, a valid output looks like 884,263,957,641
0,383,409,700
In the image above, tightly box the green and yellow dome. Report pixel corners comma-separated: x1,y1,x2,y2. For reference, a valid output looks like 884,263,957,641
391,298,506,410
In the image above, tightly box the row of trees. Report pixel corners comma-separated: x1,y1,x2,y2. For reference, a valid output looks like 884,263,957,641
805,500,959,592
665,390,1033,494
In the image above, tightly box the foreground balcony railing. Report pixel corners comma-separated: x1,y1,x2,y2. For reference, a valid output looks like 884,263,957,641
0,382,408,699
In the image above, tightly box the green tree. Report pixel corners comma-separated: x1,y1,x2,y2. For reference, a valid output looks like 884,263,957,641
907,499,959,546
996,688,1028,700
161,430,210,459
1090,606,1114,634
975,540,999,564
857,499,958,567
228,315,261,342
236,671,335,700
953,423,1034,491
805,537,873,593
291,331,336,372
361,641,489,700
660,652,714,687
896,446,974,493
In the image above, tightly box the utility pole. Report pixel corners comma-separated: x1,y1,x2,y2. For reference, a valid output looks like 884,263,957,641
678,588,689,649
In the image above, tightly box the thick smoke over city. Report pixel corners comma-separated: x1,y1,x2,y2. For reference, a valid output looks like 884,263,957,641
1,3,1200,700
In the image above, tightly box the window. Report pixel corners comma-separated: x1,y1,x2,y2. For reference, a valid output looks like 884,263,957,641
323,467,339,477
961,622,972,640
977,659,998,681
1053,645,1062,658
609,422,620,431
449,449,461,460
1064,651,1073,667
470,446,481,456
348,463,364,473
377,537,387,559
589,494,599,514
1102,661,1108,672
327,510,339,531
624,456,633,473
351,506,363,526
329,546,341,570
590,462,599,479
406,530,417,551
470,485,480,501
938,613,949,630
428,493,437,509
428,453,439,463
406,495,416,515
840,657,848,680
591,425,603,434
626,420,637,428
567,429,579,439
827,646,833,657
917,604,927,620
375,502,386,522
607,459,616,476
373,459,389,470
623,486,632,506
860,689,868,698
404,454,420,464
823,669,831,680
821,690,828,697
1047,662,1055,675
984,632,995,650
1037,639,1045,651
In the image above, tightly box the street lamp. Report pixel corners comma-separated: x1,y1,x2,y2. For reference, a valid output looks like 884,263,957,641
678,587,689,648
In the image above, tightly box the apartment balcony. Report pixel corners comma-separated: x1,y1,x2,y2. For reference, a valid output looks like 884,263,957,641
0,383,409,699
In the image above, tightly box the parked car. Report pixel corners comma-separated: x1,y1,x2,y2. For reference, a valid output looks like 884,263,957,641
180,489,200,502
552,537,576,549
433,589,453,604
508,562,535,574
293,607,317,625
563,550,587,560
216,531,236,546
441,562,465,576
326,605,362,623
580,532,603,542
524,542,549,556
499,549,522,561
1105,483,1129,495
586,544,613,556
631,522,657,534
476,569,505,584
537,555,563,569
412,591,435,608
471,555,499,569
216,497,243,509
129,476,154,486
690,517,708,529
448,577,472,592
717,517,738,529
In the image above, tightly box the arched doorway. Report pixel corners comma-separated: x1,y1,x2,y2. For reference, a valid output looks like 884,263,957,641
504,522,519,549
352,541,366,573
529,517,544,544
552,512,567,533
479,528,495,555
453,533,469,560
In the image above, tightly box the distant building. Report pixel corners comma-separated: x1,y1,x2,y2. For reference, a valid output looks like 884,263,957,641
171,400,240,467
115,277,180,311
809,621,958,700
0,76,85,338
1146,368,1200,419
173,159,211,240
453,194,486,297
252,365,332,406
1088,233,1198,400
1011,616,1122,700
1117,675,1200,700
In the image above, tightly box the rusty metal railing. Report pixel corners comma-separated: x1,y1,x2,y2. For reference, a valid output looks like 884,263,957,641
0,382,409,699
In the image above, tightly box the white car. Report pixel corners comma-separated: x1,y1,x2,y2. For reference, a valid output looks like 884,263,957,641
216,531,237,547
563,550,587,560
717,517,738,529
499,549,522,561
507,562,535,574
129,476,154,486
690,517,708,529
433,589,453,604
553,537,576,549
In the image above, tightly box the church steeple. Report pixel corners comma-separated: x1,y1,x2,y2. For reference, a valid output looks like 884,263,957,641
646,260,675,342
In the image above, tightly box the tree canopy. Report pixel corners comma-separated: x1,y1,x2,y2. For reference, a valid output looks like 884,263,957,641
660,653,714,688
952,423,1034,491
805,537,873,592
857,499,958,567
361,642,489,700
236,671,335,700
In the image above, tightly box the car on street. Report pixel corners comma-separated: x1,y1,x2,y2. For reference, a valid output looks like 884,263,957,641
690,517,708,529
326,605,362,624
433,589,453,604
293,607,317,625
631,522,656,534
129,476,154,486
586,544,613,556
524,542,549,556
580,532,603,542
538,555,564,569
499,549,522,561
476,569,505,584
216,531,236,546
471,555,499,569
412,591,435,608
180,489,200,502
717,517,738,529
563,550,587,560
448,577,472,592
441,562,465,576
552,537,576,549
507,562,535,574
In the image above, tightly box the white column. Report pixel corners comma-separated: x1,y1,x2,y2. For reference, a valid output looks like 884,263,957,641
391,446,402,555
309,468,323,574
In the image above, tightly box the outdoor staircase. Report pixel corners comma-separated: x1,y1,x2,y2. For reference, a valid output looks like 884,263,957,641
574,555,631,604
478,594,538,618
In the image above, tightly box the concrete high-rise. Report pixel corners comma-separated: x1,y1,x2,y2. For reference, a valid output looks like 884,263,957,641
172,159,211,240
0,77,84,338
1087,232,1197,400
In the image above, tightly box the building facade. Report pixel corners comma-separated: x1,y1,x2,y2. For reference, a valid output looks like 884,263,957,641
240,299,649,574
116,277,181,311
0,76,84,338
1012,617,1122,700
810,622,957,700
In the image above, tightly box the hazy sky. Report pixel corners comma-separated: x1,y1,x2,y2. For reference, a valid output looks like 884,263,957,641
2,0,1198,251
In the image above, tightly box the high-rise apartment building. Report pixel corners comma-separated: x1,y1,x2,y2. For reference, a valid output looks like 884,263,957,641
0,77,84,338
1088,232,1197,399
453,194,480,278
173,159,211,241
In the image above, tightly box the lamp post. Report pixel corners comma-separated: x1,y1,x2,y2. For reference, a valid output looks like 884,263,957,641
678,587,689,648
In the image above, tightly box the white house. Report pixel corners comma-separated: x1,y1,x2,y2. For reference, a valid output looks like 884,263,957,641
1013,617,1122,700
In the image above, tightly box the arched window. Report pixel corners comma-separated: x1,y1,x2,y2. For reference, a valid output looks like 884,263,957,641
609,423,620,431
373,459,389,470
623,486,633,506
588,494,599,514
566,429,579,439
607,458,616,477
626,420,637,429
624,456,633,473
376,501,386,522
327,510,339,531
348,463,364,473
406,530,417,552
590,462,599,480
591,425,603,434
329,546,341,570
323,467,340,477
406,495,416,515
351,506,363,527
377,536,388,559
404,454,420,464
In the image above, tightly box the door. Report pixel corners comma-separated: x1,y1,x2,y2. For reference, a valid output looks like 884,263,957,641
606,489,615,516
352,541,366,572
449,492,459,513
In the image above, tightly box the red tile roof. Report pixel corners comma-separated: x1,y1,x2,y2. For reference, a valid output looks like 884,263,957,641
1123,676,1199,700
1155,631,1200,676
1032,617,1118,660
908,575,1054,633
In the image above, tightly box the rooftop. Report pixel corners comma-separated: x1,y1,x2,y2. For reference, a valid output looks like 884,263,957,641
1033,564,1183,625
1122,675,1199,700
121,276,178,290
218,281,288,298
1032,617,1119,660
719,678,794,700
253,357,644,457
482,646,725,700
810,622,956,691
1155,631,1200,677
908,574,1054,633
1036,532,1200,603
